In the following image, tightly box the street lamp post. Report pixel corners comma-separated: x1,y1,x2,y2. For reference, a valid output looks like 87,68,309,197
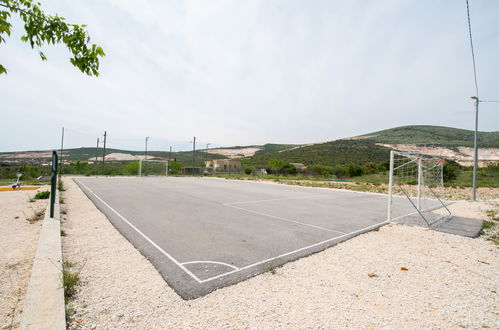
145,137,149,176
205,143,210,173
471,96,478,201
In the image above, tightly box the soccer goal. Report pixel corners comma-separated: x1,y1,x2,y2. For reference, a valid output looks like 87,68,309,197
138,159,169,176
387,150,451,227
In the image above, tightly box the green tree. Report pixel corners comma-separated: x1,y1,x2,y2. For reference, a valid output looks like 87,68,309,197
268,159,283,175
0,0,104,75
169,161,182,175
69,161,87,174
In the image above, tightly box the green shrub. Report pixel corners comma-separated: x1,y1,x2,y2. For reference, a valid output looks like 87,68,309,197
244,167,252,175
34,191,50,199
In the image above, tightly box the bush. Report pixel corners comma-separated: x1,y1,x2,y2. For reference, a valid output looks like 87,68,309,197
244,167,252,175
280,164,298,175
347,165,364,177
34,191,50,199
443,160,460,182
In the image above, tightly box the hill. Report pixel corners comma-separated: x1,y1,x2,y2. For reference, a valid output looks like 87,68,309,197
241,140,391,168
241,125,499,168
358,125,499,148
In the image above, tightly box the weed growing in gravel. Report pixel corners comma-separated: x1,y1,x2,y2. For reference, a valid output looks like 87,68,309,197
60,229,66,237
58,179,66,191
27,209,45,222
28,196,35,203
63,261,80,302
34,191,50,199
63,260,81,324
482,221,494,230
61,209,67,215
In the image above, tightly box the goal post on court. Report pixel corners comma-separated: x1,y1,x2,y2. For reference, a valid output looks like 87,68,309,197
387,150,451,227
138,159,169,177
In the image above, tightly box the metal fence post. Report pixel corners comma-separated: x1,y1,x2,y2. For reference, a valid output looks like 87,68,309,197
387,150,394,222
50,151,58,218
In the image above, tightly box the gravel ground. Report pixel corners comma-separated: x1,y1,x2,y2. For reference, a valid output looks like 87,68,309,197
0,188,47,329
61,177,498,329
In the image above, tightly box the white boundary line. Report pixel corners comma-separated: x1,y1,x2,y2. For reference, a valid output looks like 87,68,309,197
182,261,239,271
75,178,418,286
225,204,347,235
75,179,204,284
224,196,325,206
198,220,389,283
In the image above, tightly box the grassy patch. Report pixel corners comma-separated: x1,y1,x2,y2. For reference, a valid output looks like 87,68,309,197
482,220,494,230
58,179,66,191
63,261,80,302
34,191,50,199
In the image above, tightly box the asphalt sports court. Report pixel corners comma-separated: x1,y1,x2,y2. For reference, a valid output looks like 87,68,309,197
75,177,416,299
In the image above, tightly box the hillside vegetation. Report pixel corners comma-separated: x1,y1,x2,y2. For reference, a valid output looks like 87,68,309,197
242,140,390,168
361,125,499,148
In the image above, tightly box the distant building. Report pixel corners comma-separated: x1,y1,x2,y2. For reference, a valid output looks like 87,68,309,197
291,163,307,169
205,159,241,171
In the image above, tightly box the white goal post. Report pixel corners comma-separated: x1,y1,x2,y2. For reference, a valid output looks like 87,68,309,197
387,150,451,227
138,159,169,176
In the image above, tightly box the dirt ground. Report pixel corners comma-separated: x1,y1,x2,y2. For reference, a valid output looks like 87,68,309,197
60,177,498,329
0,188,48,329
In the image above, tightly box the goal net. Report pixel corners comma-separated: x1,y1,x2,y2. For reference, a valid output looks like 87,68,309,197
388,151,451,227
138,159,169,176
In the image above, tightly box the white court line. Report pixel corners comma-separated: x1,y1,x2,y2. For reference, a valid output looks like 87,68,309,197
225,204,347,235
182,261,239,271
75,179,204,284
198,220,390,283
224,196,325,206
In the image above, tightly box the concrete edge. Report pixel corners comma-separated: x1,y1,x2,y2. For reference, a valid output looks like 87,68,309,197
20,187,66,330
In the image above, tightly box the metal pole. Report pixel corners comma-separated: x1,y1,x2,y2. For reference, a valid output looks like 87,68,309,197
95,138,99,163
139,160,142,176
59,127,64,174
50,151,58,218
387,150,394,222
417,156,422,210
169,146,172,160
145,137,149,176
472,98,479,201
205,143,210,172
192,136,196,172
102,131,107,174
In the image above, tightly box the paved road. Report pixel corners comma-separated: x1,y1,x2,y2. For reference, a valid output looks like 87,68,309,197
75,177,415,299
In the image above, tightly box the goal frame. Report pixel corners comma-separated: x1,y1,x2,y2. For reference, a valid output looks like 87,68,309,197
387,150,451,226
138,159,169,177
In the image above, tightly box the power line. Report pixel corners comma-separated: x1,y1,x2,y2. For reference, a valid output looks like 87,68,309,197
466,0,479,98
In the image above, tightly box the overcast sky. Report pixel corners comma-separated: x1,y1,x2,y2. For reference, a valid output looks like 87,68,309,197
1,0,498,152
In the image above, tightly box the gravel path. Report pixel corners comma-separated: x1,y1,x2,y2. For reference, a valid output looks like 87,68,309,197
0,188,47,329
61,178,498,329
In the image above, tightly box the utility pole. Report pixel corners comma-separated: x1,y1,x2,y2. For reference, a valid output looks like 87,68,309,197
471,96,479,201
102,131,107,174
205,143,210,172
145,137,149,176
192,136,196,171
95,138,99,163
59,127,64,174
169,146,172,160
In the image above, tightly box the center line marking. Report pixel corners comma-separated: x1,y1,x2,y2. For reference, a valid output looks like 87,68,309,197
225,204,346,235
